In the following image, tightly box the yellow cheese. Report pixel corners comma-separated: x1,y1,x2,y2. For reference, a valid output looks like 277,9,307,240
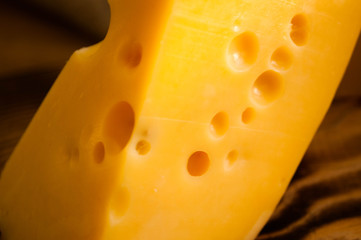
0,0,360,239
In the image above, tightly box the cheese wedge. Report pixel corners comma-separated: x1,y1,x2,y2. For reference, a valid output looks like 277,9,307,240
0,0,360,239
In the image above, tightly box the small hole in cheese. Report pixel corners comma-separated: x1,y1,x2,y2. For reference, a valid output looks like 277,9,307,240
242,107,255,124
252,70,284,105
227,31,259,71
121,41,142,68
270,46,294,71
136,140,151,155
110,186,130,218
67,146,79,165
290,13,309,46
227,150,239,166
94,141,105,163
210,111,229,137
187,151,210,177
104,101,135,153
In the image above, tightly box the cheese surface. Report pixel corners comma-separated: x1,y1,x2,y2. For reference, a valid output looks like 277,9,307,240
0,0,360,239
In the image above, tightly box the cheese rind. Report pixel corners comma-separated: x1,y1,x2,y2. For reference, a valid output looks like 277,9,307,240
1,0,360,239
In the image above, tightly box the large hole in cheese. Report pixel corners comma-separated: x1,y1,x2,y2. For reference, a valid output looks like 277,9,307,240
290,13,309,46
270,46,294,71
242,107,255,124
252,70,284,105
210,111,229,137
227,31,259,71
104,101,135,153
187,151,210,177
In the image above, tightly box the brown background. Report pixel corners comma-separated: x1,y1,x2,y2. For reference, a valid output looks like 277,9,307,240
0,0,360,239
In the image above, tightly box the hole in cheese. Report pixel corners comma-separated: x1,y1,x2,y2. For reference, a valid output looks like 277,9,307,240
187,151,210,177
270,46,294,71
210,111,229,137
121,41,142,68
290,13,309,46
227,31,259,71
242,107,255,124
94,141,105,163
252,70,284,105
110,186,130,219
104,101,135,153
135,140,151,155
66,146,80,167
226,150,239,166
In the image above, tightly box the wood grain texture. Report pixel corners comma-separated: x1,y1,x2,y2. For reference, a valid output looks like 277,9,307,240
0,2,360,239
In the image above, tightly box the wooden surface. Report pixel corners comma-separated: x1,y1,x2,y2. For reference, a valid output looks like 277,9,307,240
0,1,360,239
